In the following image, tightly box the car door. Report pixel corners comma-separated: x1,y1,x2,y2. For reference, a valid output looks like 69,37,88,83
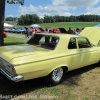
77,37,99,67
66,38,83,71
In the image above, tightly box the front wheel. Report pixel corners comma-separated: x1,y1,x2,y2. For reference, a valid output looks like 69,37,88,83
45,67,66,86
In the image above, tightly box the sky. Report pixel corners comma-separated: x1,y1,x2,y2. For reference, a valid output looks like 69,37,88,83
5,0,100,18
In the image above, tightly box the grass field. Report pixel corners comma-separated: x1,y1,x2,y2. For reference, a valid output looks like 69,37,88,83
1,22,100,100
39,22,100,30
6,21,100,30
4,37,26,45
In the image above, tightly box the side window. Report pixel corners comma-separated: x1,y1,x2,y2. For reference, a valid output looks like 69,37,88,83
68,38,77,49
78,38,91,48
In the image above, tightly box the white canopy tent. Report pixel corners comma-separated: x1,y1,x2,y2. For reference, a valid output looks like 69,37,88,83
4,23,13,28
30,24,41,28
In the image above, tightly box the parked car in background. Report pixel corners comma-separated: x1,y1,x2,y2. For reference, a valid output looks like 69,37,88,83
6,28,26,34
49,27,67,34
17,28,26,34
5,28,16,33
0,29,100,85
30,27,44,34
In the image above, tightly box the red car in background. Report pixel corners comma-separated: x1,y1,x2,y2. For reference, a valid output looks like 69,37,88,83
49,28,68,34
30,27,67,34
35,28,44,33
3,32,7,38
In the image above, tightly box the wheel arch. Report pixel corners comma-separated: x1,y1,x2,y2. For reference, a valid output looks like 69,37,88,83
48,64,69,75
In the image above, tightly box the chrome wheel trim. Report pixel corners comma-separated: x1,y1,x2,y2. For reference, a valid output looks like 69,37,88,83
52,67,63,82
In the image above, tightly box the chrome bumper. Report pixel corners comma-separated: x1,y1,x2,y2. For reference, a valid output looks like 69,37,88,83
0,68,24,82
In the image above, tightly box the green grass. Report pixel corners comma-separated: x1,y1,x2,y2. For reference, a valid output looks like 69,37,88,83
5,21,100,30
39,22,100,30
4,37,27,45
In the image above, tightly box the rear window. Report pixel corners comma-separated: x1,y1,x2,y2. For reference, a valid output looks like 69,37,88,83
27,34,59,50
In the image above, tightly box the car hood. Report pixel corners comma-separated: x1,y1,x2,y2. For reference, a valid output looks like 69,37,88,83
80,27,100,45
0,44,50,62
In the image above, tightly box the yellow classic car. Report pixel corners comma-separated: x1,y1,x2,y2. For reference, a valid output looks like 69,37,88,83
0,28,100,85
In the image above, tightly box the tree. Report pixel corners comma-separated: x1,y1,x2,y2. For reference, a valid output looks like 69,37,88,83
17,14,40,25
0,0,6,46
0,0,24,46
5,17,18,21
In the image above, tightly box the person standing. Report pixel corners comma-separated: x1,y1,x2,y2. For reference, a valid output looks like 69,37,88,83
74,28,80,35
31,27,36,36
24,27,29,38
45,28,50,43
67,27,74,34
45,28,49,33
51,29,56,43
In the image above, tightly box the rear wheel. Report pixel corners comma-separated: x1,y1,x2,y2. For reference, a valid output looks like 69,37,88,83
45,67,66,86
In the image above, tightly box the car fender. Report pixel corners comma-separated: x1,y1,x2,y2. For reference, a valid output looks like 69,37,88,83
47,64,68,75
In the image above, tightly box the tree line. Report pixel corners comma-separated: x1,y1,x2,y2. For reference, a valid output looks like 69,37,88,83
5,14,100,25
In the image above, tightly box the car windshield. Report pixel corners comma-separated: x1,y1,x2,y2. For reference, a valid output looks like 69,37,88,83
27,34,59,50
